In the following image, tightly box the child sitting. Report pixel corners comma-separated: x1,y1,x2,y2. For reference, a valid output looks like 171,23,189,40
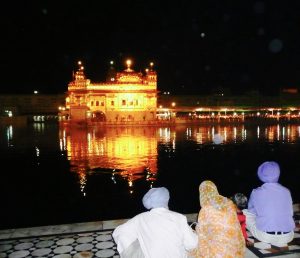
231,193,251,245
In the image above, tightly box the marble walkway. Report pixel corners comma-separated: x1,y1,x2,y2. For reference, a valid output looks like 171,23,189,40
0,208,299,258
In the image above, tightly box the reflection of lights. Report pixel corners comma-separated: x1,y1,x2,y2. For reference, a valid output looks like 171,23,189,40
33,123,45,132
79,171,87,196
59,130,67,151
111,173,116,184
242,128,247,140
35,147,40,157
128,180,133,187
257,126,260,139
6,125,13,144
234,127,237,141
4,110,13,117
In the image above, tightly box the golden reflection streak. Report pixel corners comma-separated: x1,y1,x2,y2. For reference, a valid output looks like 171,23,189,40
61,126,158,194
60,124,300,195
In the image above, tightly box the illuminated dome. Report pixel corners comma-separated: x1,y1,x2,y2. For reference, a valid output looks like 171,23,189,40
116,70,143,83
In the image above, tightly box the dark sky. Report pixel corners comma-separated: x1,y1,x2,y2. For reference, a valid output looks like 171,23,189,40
1,0,300,95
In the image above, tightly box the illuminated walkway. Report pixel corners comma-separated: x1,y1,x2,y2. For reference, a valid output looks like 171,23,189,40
0,209,299,258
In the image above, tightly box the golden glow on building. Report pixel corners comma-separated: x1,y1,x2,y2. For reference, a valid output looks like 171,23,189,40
65,60,157,122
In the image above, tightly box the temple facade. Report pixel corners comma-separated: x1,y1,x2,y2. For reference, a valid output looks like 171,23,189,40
64,60,157,123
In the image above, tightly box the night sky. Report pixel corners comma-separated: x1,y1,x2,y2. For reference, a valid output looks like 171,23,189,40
1,0,300,95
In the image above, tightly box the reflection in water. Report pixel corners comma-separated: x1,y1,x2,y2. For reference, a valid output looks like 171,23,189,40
33,123,45,133
6,125,13,146
59,126,158,195
59,124,300,196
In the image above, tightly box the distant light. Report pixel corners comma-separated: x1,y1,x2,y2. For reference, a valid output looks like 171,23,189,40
171,102,176,107
269,39,283,53
201,32,205,38
34,91,38,94
150,62,154,67
110,78,115,81
78,61,82,65
126,59,132,68
110,60,114,65
213,133,224,145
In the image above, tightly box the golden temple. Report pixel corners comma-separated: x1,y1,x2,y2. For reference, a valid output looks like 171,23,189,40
64,60,157,123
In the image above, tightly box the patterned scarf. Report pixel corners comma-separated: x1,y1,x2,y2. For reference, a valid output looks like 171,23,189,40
199,180,229,210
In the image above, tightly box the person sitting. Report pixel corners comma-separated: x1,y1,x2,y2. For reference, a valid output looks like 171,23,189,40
190,180,245,258
112,187,198,258
231,193,250,244
243,161,295,246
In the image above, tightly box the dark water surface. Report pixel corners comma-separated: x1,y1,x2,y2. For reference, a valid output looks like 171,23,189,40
1,123,300,229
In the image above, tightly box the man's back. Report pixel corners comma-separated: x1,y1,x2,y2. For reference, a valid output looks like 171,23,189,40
134,208,197,257
248,182,295,232
112,187,197,258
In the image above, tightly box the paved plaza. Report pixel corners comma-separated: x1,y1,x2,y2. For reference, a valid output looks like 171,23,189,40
0,208,299,258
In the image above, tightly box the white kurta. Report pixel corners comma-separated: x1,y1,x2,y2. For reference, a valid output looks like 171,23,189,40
112,207,198,258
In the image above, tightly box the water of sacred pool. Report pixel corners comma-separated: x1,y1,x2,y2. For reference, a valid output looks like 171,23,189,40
0,123,299,229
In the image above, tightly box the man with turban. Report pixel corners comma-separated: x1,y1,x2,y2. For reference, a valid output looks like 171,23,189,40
112,187,198,258
243,161,295,246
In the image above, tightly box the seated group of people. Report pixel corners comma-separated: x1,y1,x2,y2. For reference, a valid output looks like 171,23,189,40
112,161,296,258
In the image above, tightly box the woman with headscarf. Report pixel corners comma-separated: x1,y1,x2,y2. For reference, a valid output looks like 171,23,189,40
112,187,198,258
190,180,245,258
243,161,295,246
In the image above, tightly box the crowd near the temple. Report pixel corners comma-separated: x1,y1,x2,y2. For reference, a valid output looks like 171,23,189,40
112,161,296,258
